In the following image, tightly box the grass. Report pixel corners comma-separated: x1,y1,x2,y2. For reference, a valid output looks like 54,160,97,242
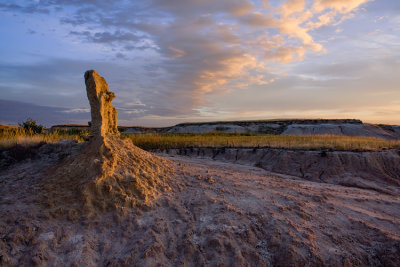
1,125,399,152
125,133,400,151
0,126,85,150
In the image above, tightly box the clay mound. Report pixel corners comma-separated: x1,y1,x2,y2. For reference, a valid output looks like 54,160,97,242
40,135,173,218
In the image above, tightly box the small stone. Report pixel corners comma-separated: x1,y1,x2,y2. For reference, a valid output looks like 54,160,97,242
206,176,215,183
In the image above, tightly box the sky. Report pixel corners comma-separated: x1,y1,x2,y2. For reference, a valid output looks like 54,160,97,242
0,0,399,127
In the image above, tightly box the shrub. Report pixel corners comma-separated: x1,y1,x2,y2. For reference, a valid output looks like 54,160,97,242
19,118,44,134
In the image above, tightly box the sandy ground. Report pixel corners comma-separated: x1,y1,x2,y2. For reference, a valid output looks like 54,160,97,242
1,146,400,266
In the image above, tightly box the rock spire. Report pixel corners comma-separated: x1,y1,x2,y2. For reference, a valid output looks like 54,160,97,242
84,70,119,137
40,70,173,215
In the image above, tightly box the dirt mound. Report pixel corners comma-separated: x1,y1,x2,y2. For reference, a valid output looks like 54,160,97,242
38,70,173,217
40,135,173,218
1,154,399,266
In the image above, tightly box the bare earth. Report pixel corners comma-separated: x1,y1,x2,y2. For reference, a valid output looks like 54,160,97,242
1,143,400,266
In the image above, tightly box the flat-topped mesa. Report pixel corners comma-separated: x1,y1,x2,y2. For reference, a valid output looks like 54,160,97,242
85,70,119,137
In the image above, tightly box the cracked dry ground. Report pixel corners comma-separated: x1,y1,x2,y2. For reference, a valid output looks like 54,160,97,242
1,152,400,266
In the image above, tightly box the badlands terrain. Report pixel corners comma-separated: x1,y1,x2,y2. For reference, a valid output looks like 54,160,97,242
54,119,400,140
1,140,399,266
1,71,399,266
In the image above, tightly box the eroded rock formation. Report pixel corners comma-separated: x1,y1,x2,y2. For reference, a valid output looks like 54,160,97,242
85,70,119,137
39,70,172,217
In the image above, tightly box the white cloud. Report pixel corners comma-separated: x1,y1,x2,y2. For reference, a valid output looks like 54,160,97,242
61,108,90,113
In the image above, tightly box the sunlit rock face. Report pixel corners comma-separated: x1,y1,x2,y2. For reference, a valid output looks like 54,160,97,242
84,70,119,137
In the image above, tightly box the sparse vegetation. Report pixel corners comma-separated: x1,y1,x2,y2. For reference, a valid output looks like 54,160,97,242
0,125,84,151
19,118,44,134
1,125,400,152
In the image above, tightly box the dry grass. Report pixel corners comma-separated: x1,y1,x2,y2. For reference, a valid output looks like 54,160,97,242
1,124,399,152
0,126,84,150
126,133,400,151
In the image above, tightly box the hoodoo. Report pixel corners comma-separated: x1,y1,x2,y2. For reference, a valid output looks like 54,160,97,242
85,70,119,137
40,70,172,217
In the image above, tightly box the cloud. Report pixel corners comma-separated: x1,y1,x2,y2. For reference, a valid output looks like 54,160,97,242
0,0,376,123
0,99,89,126
265,46,307,63
69,30,141,44
313,0,372,13
306,0,372,29
61,108,90,113
279,0,305,17
0,3,49,14
206,51,400,124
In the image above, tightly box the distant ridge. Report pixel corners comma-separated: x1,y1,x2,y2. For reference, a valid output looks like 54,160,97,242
52,119,363,129
174,118,363,126
49,119,400,140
